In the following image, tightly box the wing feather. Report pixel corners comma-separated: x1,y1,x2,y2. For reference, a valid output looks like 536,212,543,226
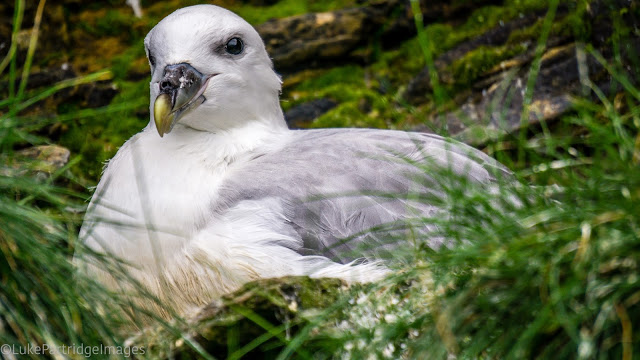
216,129,511,263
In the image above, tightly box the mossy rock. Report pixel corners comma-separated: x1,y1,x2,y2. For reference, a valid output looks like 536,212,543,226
133,276,354,359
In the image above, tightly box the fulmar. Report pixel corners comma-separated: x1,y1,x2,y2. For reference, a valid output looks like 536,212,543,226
77,4,511,318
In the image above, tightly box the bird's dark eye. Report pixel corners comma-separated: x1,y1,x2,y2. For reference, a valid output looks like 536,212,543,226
225,37,244,55
149,54,156,67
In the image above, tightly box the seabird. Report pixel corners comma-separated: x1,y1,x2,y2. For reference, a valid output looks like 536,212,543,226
77,5,510,318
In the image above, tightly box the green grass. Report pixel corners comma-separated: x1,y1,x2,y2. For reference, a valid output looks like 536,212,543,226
0,1,190,357
287,1,639,357
1,0,639,359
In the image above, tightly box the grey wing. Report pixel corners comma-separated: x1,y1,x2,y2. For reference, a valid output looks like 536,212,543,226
216,128,510,263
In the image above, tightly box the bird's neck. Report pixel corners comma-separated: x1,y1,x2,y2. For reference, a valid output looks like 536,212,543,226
259,101,288,131
165,119,289,162
170,95,289,135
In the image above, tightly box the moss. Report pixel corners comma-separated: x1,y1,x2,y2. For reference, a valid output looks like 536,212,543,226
371,37,426,85
507,17,545,45
283,65,394,128
311,101,385,129
295,65,365,92
67,4,154,77
506,2,593,46
284,66,365,109
137,277,353,358
280,0,556,131
449,44,527,86
561,2,591,40
421,0,546,56
59,79,148,180
507,16,577,46
425,0,554,55
95,10,136,37
421,23,455,55
110,44,147,80
456,6,511,39
77,9,137,38
230,0,358,25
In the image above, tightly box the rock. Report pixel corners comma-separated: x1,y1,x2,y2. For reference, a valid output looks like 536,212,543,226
1,145,71,182
445,35,640,146
24,63,77,89
17,145,70,170
284,98,338,128
439,42,583,145
0,64,76,97
403,12,548,104
257,0,505,73
1,59,117,118
84,81,119,108
404,0,640,145
257,5,390,72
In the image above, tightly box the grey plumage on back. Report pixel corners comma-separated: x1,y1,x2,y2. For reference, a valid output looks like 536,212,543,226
217,128,511,263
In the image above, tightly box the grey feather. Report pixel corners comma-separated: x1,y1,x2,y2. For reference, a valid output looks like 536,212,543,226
216,128,511,263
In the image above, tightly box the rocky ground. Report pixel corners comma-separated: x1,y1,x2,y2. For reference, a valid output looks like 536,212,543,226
3,0,637,181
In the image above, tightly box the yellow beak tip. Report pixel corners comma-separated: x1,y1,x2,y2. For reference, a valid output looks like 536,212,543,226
154,94,173,137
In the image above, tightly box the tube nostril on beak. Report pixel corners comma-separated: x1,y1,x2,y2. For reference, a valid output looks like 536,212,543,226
159,63,204,94
160,80,174,92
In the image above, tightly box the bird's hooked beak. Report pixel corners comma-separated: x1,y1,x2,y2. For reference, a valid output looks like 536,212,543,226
153,63,215,137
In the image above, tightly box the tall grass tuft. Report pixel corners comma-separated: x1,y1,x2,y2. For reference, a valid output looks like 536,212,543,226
275,1,640,359
0,3,230,359
0,1,132,358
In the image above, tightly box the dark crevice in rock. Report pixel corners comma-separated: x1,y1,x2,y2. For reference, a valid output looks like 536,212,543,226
284,98,338,129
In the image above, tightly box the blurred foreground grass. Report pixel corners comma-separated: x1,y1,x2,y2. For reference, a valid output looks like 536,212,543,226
1,0,639,359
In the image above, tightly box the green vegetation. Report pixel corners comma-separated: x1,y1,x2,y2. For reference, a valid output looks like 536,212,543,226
1,0,639,359
231,0,358,25
449,43,528,86
61,79,148,179
49,0,578,181
1,0,126,353
279,0,573,130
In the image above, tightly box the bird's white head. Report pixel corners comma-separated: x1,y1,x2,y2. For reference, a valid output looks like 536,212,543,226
144,5,285,137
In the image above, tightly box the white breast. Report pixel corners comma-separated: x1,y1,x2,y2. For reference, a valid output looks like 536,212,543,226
81,127,223,265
